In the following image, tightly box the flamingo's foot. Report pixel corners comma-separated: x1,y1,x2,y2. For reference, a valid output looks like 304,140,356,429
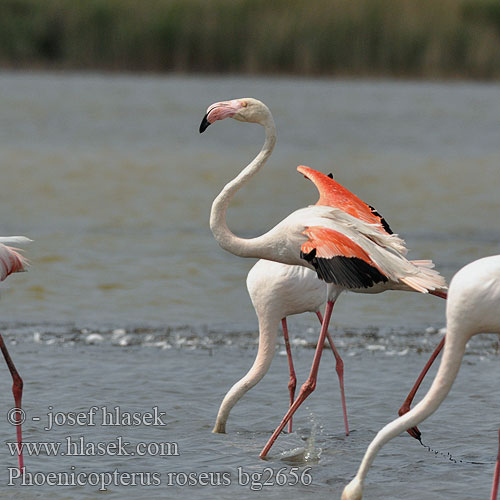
406,426,422,441
398,404,421,441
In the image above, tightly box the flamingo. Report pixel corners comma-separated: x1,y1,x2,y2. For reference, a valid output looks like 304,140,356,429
342,255,500,500
212,259,349,436
0,236,30,472
199,97,447,458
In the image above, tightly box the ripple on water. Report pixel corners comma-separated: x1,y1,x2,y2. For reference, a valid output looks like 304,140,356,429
1,322,498,359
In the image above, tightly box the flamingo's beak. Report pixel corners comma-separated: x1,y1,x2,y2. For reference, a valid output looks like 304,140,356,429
199,114,211,133
199,100,244,133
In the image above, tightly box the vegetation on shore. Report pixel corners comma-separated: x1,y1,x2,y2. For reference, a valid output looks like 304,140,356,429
1,0,499,78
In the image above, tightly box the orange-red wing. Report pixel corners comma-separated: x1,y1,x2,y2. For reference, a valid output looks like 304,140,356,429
301,226,374,264
300,226,388,289
297,165,393,234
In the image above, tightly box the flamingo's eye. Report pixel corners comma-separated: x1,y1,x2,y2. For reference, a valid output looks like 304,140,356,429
240,101,247,107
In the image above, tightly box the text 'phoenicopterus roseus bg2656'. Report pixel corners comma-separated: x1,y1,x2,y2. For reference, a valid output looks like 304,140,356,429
342,255,500,500
199,97,447,458
0,236,30,472
212,259,349,436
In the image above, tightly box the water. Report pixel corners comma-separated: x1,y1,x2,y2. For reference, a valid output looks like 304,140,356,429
0,72,499,499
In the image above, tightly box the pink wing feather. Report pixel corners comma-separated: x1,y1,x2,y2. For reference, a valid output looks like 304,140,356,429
0,244,29,282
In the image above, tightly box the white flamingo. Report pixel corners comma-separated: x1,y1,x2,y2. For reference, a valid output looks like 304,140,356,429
212,259,349,436
342,255,500,500
0,236,30,471
200,97,447,458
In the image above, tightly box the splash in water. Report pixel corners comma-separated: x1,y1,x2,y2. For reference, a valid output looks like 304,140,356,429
278,412,322,463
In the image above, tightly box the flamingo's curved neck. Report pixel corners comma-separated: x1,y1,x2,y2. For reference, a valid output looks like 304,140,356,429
209,116,277,258
212,313,280,433
353,324,467,489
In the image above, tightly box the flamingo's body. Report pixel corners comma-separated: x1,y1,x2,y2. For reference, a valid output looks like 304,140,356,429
342,255,500,500
0,236,30,471
213,259,349,436
200,97,447,457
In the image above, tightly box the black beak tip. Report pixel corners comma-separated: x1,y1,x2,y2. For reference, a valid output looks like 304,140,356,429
199,114,211,133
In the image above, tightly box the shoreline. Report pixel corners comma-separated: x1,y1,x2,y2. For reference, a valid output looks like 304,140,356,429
1,0,499,79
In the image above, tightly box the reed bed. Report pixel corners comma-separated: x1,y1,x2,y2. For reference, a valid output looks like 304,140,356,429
0,0,499,78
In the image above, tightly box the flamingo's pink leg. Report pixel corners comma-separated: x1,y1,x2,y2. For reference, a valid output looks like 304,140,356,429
398,336,445,440
260,299,336,459
399,291,448,440
0,334,24,471
316,311,349,436
491,428,500,500
281,318,297,433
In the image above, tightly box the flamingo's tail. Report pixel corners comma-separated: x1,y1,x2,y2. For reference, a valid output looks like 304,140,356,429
400,260,448,293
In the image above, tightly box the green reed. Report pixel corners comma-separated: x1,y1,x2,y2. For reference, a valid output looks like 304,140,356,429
0,0,499,77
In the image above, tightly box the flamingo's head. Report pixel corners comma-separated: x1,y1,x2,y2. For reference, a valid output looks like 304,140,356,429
341,477,363,500
199,98,271,133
